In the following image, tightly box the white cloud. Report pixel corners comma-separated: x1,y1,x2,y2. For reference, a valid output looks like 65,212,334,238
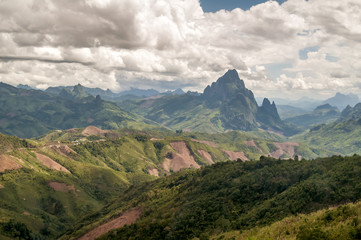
0,0,360,99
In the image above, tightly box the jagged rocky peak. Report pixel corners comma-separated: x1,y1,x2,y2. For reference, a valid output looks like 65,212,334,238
203,69,252,102
259,98,280,120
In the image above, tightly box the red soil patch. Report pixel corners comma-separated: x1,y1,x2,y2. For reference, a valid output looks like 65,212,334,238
79,208,142,240
223,150,249,162
81,126,108,136
51,144,77,157
34,153,70,173
0,155,23,172
0,184,4,189
197,150,214,164
246,140,263,153
161,142,200,172
148,168,159,176
270,142,299,159
48,182,75,192
191,139,218,148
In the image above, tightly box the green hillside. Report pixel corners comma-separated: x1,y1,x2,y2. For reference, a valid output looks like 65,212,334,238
213,201,361,240
63,155,361,240
0,128,257,239
0,126,329,239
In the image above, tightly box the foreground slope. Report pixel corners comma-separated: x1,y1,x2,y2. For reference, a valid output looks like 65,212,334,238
64,155,361,240
214,201,361,240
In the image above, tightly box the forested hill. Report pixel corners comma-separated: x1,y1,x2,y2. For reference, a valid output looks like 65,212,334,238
65,155,361,240
0,82,154,138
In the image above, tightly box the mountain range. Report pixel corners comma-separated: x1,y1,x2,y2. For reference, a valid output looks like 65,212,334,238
1,70,297,138
122,70,296,136
45,85,185,101
0,82,157,138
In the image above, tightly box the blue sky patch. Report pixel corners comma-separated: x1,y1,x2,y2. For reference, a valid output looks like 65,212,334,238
200,0,287,12
299,46,320,60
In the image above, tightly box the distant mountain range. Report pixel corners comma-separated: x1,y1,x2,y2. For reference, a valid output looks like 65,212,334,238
0,82,158,138
297,102,361,155
122,70,296,136
267,92,359,115
44,85,185,101
284,104,340,131
1,70,298,138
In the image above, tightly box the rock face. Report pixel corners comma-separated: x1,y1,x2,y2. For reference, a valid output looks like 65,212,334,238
202,69,287,133
203,69,250,103
203,69,259,130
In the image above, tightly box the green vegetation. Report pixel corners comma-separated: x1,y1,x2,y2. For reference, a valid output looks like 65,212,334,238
0,82,158,138
1,128,246,238
296,118,361,155
63,155,361,239
0,132,30,154
213,201,361,240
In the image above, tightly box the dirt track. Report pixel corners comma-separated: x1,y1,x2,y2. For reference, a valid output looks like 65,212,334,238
78,208,142,240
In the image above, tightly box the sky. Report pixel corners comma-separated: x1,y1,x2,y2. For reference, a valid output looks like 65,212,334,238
0,0,360,100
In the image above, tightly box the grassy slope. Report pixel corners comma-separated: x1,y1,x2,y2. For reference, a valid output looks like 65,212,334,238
121,95,227,133
64,155,361,240
214,201,361,240
295,119,361,155
0,129,238,239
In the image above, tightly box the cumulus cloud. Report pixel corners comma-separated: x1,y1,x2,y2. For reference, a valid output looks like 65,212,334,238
0,0,360,99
